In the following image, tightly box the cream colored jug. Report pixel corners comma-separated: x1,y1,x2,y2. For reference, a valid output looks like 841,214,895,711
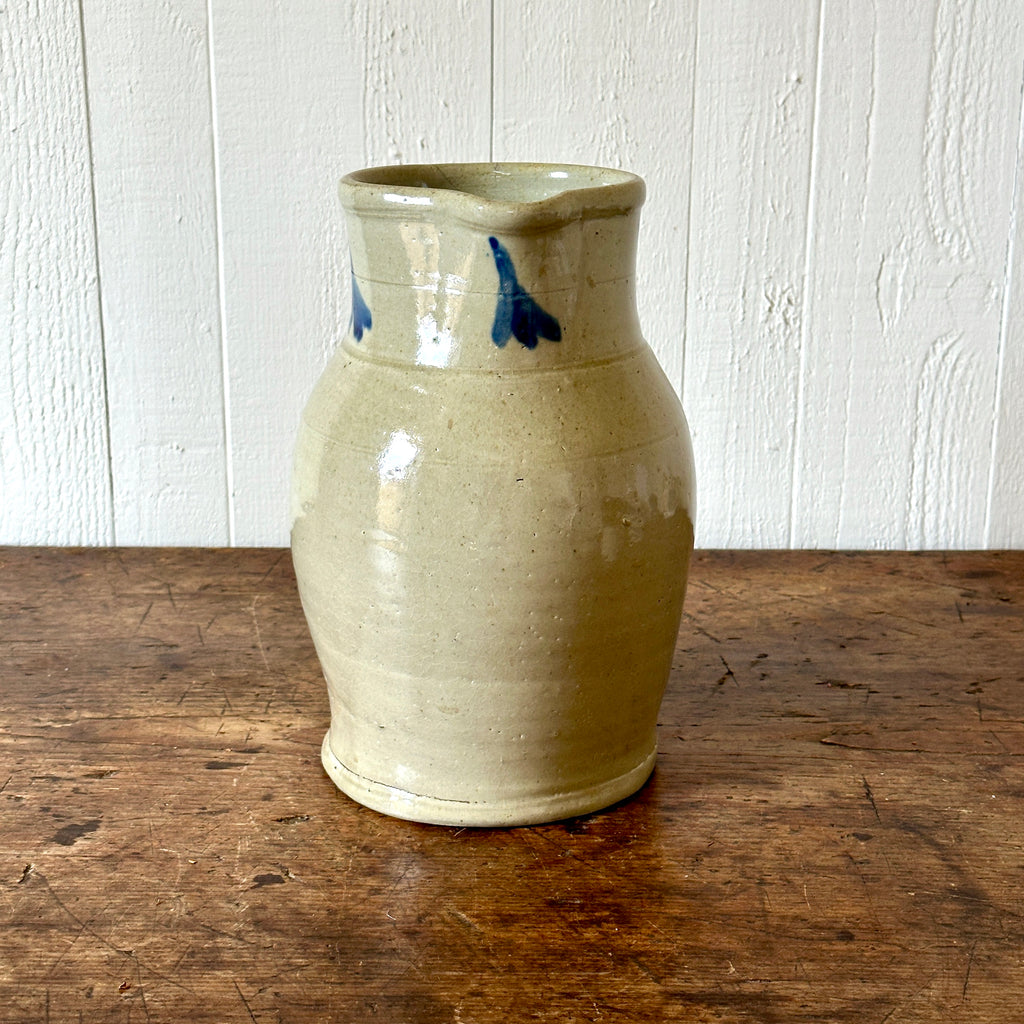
291,163,695,825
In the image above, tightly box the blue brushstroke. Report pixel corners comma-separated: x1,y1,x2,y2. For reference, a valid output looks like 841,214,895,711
351,272,372,341
488,237,561,349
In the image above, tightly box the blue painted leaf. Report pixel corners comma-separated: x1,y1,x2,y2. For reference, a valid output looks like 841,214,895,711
351,272,372,341
488,237,561,349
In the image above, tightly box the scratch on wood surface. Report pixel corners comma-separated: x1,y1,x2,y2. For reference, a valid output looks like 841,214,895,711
529,828,623,888
258,550,287,582
44,918,87,979
962,939,977,1001
248,596,270,671
234,980,258,1023
626,954,663,986
261,684,279,715
169,942,194,976
133,600,154,636
842,851,886,938
31,869,196,995
717,654,737,686
683,613,723,645
988,730,1009,752
862,776,881,821
195,920,260,947
128,963,152,1023
449,908,482,933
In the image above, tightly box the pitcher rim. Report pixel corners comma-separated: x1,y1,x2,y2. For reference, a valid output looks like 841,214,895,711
339,161,645,232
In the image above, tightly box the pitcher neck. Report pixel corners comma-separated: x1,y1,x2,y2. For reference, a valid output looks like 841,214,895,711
338,163,646,371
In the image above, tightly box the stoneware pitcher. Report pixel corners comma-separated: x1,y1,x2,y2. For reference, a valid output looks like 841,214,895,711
291,162,695,826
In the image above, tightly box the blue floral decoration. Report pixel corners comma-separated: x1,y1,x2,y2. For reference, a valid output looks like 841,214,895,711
488,237,561,349
351,272,372,341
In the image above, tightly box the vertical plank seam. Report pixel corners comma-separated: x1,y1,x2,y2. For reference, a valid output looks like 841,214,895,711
206,0,236,546
836,4,878,547
984,58,1024,546
76,0,116,545
489,0,496,162
680,0,701,399
789,0,826,549
361,2,370,166
904,0,945,551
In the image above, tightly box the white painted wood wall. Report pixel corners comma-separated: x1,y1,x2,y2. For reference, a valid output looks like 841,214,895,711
3,0,1024,549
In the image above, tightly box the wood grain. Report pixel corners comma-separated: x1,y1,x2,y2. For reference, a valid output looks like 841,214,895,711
83,0,229,545
987,52,1024,547
207,0,362,546
4,1,1024,549
362,0,492,167
2,547,1022,1021
792,0,1024,550
0,0,112,544
493,0,698,386
682,0,819,547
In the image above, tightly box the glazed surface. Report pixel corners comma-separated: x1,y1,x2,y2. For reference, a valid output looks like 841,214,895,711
292,164,695,825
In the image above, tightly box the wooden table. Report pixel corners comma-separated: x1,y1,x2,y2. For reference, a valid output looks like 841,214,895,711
1,548,1022,1022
